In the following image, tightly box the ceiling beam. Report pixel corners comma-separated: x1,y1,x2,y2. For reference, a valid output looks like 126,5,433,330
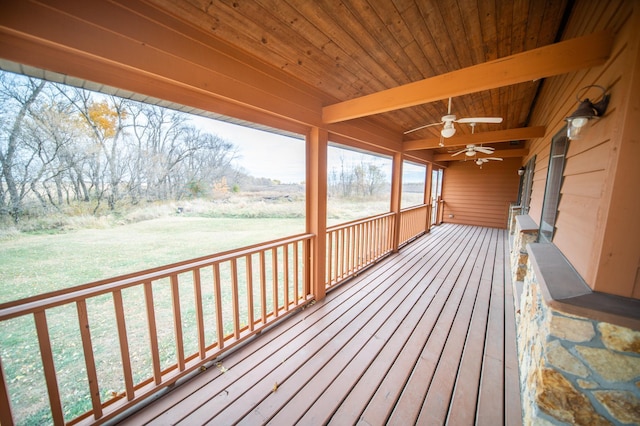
403,126,546,151
434,148,529,162
322,31,613,124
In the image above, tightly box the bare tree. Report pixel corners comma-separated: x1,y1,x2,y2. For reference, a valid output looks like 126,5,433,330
0,70,240,220
62,89,129,210
0,74,45,222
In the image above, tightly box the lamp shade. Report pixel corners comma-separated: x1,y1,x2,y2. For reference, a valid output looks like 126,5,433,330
441,122,456,138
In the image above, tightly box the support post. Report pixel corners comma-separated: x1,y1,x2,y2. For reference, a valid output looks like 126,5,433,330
306,127,328,300
424,163,433,231
390,152,403,252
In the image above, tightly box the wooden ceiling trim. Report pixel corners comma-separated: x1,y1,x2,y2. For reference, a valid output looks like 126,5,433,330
433,148,529,162
322,30,614,124
403,126,546,151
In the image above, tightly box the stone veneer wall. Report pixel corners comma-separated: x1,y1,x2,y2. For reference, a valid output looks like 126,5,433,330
510,215,539,282
517,259,640,425
509,204,523,235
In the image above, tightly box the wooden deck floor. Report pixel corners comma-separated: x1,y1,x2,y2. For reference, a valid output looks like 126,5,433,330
119,224,522,426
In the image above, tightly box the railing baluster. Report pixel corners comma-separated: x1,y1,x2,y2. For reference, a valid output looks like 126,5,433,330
33,311,64,425
245,254,254,331
283,244,290,309
338,229,343,282
343,228,348,279
293,242,299,303
335,229,341,281
192,270,206,360
353,225,358,273
365,221,371,264
344,226,353,275
212,264,224,349
327,231,334,285
259,251,267,324
76,299,102,419
113,290,135,400
143,282,162,385
170,275,185,372
304,237,311,296
0,356,14,426
230,259,240,340
368,220,373,262
360,222,364,266
272,247,279,317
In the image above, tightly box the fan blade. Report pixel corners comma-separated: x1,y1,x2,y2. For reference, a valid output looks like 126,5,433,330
404,121,442,134
475,147,495,154
456,117,503,124
486,157,503,161
451,149,467,157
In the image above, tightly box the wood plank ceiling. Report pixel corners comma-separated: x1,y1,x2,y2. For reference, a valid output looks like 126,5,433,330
145,0,571,156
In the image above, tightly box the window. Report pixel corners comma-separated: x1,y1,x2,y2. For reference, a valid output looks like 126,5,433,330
401,161,426,209
539,130,569,242
518,155,536,214
326,144,392,223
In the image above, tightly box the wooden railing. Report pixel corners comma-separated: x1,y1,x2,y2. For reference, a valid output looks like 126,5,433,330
399,204,430,246
0,234,313,426
325,213,395,289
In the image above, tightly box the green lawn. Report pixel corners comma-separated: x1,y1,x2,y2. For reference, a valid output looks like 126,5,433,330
0,216,305,304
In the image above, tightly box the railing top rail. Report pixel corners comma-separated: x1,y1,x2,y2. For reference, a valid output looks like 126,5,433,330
326,212,395,232
0,233,314,321
400,203,429,213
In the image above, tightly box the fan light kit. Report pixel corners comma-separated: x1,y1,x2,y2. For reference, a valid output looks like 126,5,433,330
451,144,495,157
404,97,503,139
474,157,503,169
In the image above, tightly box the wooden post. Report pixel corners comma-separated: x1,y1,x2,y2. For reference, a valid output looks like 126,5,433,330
390,152,403,252
307,127,328,300
0,355,14,426
424,163,433,231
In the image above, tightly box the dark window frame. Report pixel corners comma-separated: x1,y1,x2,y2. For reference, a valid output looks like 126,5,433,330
539,128,569,243
517,155,536,214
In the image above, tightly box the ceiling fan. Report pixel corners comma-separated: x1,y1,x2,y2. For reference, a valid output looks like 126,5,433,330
474,157,503,169
404,97,503,137
452,144,496,157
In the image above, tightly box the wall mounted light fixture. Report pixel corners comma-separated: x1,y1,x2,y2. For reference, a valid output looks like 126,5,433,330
565,85,610,140
518,166,526,176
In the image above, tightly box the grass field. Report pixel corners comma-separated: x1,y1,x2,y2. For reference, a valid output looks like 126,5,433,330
0,215,305,304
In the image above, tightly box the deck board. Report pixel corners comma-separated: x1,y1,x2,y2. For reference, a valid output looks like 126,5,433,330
119,224,522,426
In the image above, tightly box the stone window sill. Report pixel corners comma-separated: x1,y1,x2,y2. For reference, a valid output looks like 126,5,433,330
527,243,640,331
515,214,538,233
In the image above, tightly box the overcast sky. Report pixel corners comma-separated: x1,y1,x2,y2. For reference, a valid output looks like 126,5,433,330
192,115,425,184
